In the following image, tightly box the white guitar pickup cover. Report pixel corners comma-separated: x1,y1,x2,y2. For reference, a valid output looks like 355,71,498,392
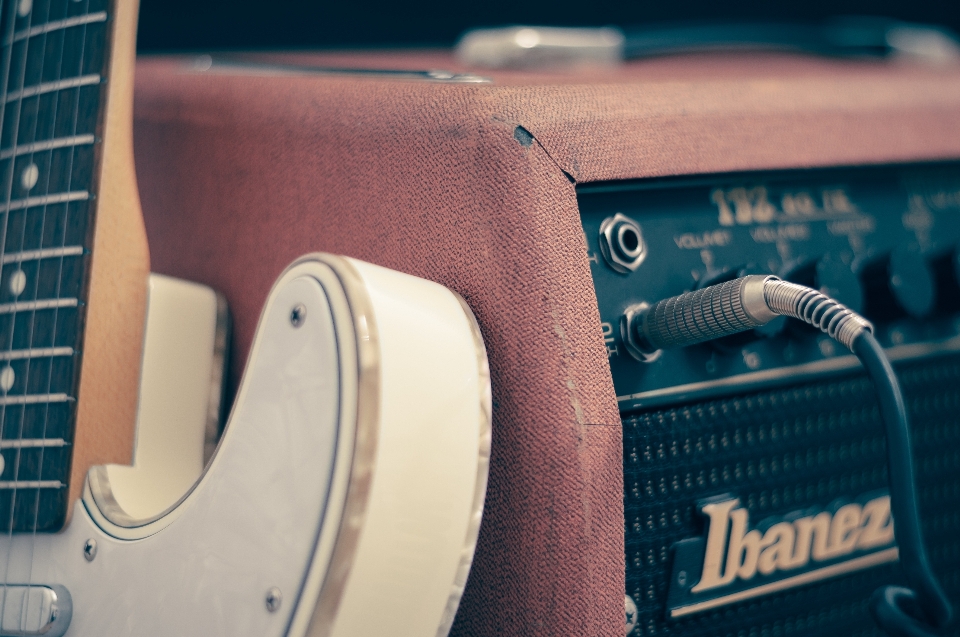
1,254,490,637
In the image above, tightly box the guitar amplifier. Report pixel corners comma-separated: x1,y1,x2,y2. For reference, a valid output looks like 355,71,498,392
132,50,960,636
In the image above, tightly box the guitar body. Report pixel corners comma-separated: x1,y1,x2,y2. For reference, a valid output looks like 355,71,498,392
0,253,490,637
0,1,491,634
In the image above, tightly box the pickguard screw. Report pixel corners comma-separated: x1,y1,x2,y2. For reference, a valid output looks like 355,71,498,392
290,304,307,328
83,538,97,562
265,587,282,612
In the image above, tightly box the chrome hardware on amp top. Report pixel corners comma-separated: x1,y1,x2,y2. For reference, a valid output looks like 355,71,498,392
579,163,960,637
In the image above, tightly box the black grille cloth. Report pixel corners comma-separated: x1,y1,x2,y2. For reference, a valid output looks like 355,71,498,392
624,353,960,637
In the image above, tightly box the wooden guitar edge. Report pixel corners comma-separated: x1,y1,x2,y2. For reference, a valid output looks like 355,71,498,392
67,0,150,523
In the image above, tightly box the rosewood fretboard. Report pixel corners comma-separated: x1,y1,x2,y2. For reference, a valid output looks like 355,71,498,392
0,0,111,532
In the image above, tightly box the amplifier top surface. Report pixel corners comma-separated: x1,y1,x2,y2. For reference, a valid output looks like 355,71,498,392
197,49,960,86
138,50,960,184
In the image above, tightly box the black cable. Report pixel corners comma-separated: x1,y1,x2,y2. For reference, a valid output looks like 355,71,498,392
627,275,955,637
853,332,953,637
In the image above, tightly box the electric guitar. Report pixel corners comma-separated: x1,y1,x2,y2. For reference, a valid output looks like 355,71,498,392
0,1,491,635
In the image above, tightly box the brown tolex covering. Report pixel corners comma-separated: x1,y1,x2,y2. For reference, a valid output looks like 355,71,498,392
132,51,960,636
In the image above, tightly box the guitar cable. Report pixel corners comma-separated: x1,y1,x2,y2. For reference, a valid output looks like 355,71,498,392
623,275,954,637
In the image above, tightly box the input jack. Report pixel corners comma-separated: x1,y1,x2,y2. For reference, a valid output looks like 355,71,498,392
620,302,661,362
599,213,646,273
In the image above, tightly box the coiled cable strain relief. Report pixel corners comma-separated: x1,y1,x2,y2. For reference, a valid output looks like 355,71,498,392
763,277,873,351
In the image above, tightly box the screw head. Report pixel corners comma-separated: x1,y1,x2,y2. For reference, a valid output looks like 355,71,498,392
83,538,97,562
290,304,307,328
625,595,639,635
265,587,282,612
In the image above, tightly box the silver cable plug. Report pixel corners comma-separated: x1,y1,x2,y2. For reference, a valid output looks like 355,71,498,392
623,275,873,359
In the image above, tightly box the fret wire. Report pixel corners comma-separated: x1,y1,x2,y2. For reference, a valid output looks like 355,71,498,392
5,12,108,45
0,0,36,535
0,439,66,449
0,347,73,361
1,246,84,263
3,191,88,211
0,394,71,406
0,481,62,490
0,298,78,314
23,0,85,537
0,134,95,161
4,73,100,103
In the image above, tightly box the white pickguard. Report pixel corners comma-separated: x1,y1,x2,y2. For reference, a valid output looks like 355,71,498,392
0,254,490,637
0,275,339,635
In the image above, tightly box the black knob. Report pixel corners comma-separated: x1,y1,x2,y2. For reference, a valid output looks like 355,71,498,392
782,255,864,315
932,247,960,313
858,246,935,321
780,255,863,339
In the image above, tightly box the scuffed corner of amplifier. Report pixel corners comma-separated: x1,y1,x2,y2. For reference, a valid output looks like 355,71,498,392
551,307,589,426
566,378,587,426
492,113,577,182
513,125,534,147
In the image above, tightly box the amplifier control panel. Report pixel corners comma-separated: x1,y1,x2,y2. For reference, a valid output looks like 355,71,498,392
578,164,960,410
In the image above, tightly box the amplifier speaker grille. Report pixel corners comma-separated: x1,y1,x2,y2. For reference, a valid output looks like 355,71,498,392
624,353,960,637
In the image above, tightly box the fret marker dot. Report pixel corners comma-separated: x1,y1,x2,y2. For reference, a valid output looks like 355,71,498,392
21,163,38,191
9,270,25,297
17,0,31,17
0,367,14,393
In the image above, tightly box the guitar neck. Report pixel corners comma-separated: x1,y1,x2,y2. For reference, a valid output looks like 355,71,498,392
0,0,148,532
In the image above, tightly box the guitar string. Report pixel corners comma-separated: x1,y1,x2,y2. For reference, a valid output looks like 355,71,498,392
0,0,18,622
25,0,81,622
5,0,64,625
0,0,42,619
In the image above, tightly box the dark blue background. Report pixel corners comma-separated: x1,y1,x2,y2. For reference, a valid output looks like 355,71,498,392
135,0,960,52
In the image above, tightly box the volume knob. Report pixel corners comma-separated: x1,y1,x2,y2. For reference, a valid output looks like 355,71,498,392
932,246,960,313
782,255,864,315
858,246,935,321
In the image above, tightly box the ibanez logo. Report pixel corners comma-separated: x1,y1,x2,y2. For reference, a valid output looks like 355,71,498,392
666,492,898,618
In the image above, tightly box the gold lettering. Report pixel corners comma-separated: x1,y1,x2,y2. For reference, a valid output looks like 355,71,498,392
750,224,810,243
673,230,732,250
757,522,796,575
750,187,776,223
727,508,763,580
600,322,615,343
858,496,895,550
727,188,752,224
790,512,831,565
685,493,897,603
781,193,798,216
793,192,817,215
826,503,863,557
827,217,876,236
823,188,855,214
711,189,735,227
691,499,739,592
